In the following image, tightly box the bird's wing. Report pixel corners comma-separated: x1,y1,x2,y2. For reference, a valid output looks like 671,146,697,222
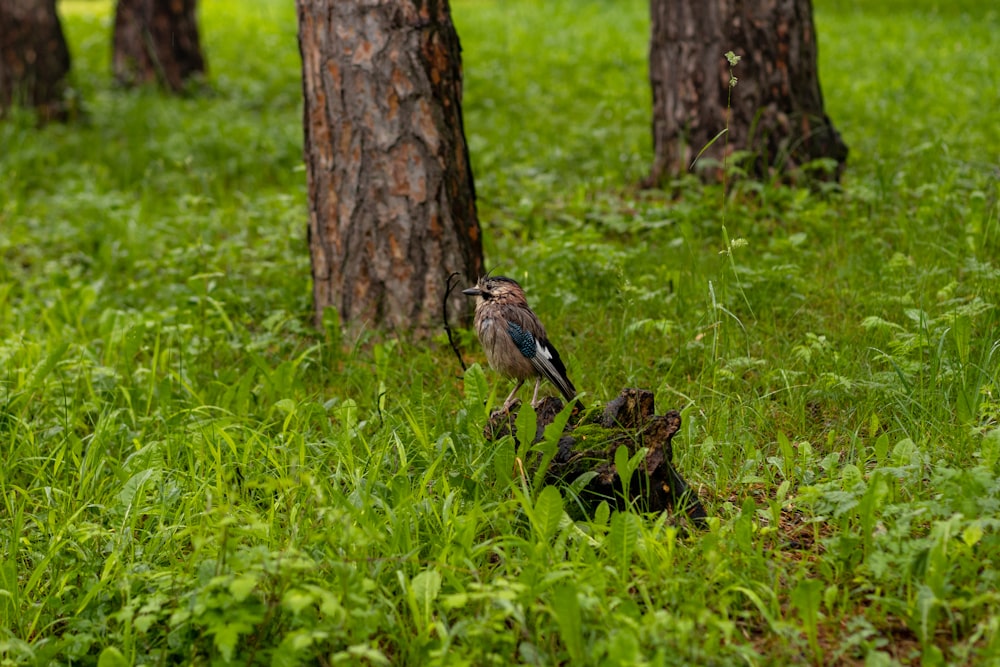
505,320,577,402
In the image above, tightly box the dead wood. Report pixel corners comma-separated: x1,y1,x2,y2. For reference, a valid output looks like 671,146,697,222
485,388,707,525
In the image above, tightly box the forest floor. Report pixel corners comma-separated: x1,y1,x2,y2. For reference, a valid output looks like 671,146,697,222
2,0,999,664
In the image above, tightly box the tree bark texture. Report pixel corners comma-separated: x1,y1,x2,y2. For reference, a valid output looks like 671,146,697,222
0,0,70,120
112,0,205,92
297,0,484,334
486,389,708,523
647,0,847,184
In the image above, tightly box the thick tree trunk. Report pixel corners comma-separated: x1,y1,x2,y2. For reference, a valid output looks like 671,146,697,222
297,0,484,335
112,0,205,92
486,389,708,523
646,0,848,185
0,0,70,120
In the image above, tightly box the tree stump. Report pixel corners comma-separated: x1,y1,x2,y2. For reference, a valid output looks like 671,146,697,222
485,388,707,524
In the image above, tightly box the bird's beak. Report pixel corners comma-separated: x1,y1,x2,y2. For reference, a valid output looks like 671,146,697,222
462,287,483,297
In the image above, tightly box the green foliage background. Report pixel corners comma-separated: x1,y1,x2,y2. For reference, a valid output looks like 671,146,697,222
1,0,999,664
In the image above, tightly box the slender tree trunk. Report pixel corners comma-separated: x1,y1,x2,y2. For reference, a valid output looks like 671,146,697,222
0,0,71,120
297,0,484,335
112,0,205,92
646,0,848,185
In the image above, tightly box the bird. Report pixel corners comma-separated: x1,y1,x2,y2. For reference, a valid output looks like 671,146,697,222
463,274,579,410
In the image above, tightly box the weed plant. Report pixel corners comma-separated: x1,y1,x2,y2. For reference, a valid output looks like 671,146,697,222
1,0,999,664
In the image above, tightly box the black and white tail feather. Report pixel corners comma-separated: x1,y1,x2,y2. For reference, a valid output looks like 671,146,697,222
505,321,576,403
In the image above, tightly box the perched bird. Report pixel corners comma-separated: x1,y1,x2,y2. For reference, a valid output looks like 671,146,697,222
463,275,579,409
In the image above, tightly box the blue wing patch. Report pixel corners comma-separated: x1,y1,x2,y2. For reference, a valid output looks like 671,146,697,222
506,321,537,358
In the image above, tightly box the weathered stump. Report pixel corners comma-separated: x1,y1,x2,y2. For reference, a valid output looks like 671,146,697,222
485,388,707,524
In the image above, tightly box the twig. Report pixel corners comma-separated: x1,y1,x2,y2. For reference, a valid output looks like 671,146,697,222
443,271,467,372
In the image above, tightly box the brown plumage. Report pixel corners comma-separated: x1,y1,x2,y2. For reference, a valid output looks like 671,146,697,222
463,275,578,409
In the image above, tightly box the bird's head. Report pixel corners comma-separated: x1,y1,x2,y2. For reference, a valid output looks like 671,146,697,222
462,275,526,305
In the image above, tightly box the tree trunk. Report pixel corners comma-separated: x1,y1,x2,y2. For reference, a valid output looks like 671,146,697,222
0,0,71,120
297,0,484,335
112,0,205,92
646,0,848,185
486,389,708,524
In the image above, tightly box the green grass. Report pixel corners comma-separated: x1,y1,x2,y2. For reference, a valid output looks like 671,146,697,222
2,0,999,664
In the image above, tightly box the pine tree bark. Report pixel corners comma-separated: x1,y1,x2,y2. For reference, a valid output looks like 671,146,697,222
112,0,205,92
297,0,484,334
646,0,848,185
0,0,71,120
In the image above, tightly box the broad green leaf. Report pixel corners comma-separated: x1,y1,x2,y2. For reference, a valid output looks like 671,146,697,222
493,437,515,487
791,578,823,619
734,497,756,551
858,471,887,552
981,429,1000,469
229,575,258,602
541,401,574,445
339,644,390,665
916,585,942,648
234,367,255,414
374,339,398,384
533,401,576,488
626,448,647,477
593,501,610,526
97,647,129,667
410,569,441,626
115,468,161,512
864,651,895,667
962,522,983,548
613,445,630,478
134,614,157,633
533,485,564,542
791,578,824,662
823,584,839,615
873,432,889,466
515,402,538,460
27,341,69,393
122,322,143,362
273,630,316,667
213,622,252,663
335,399,359,434
891,438,918,466
551,583,583,662
777,431,794,479
441,593,469,610
608,511,639,568
957,387,979,424
314,587,345,618
463,363,490,421
840,464,863,489
951,314,971,366
569,471,598,495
